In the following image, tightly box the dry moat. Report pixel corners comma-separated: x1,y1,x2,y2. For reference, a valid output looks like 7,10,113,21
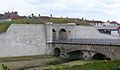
0,55,120,70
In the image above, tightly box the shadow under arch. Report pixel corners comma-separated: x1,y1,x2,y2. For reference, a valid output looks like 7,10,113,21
93,53,111,60
59,29,67,40
54,48,61,56
52,29,56,41
67,50,84,60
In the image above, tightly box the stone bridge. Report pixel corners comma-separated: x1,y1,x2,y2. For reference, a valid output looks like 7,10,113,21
46,23,120,60
47,39,120,60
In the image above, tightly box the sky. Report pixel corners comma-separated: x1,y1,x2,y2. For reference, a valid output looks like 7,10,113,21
0,0,120,22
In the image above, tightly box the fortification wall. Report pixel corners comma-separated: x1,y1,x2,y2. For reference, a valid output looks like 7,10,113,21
0,33,7,57
72,26,120,39
0,24,47,57
0,23,119,57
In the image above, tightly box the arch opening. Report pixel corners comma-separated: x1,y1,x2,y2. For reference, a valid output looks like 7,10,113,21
67,50,84,60
93,53,111,60
59,29,67,40
52,29,56,41
54,48,61,56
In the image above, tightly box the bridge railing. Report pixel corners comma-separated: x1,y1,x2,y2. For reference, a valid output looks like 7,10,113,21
52,38,120,45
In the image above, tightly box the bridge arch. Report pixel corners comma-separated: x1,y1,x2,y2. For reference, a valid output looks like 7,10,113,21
54,48,61,56
65,49,111,60
59,29,67,40
52,29,56,41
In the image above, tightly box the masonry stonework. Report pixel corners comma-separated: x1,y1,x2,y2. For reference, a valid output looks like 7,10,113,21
0,24,47,57
0,23,119,59
51,43,120,59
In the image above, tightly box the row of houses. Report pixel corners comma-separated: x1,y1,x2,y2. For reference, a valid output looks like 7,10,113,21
0,11,52,20
0,11,20,19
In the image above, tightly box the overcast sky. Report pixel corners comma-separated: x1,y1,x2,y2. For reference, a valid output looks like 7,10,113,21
0,0,120,22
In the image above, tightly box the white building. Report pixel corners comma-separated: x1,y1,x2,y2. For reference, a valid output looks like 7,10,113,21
95,22,120,36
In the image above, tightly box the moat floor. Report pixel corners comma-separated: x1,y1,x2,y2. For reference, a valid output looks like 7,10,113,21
0,55,61,70
0,55,116,70
0,55,92,70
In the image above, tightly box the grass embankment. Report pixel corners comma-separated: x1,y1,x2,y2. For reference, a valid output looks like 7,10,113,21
12,19,46,24
0,19,46,32
0,23,11,32
0,18,90,32
44,60,120,70
50,18,90,25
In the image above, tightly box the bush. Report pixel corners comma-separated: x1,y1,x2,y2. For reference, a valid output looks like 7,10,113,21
1,64,10,70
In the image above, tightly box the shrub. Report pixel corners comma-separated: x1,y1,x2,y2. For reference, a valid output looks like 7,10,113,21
1,64,10,70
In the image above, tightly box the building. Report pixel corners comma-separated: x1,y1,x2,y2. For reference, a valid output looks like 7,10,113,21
0,11,20,19
95,22,119,26
87,20,104,26
95,22,120,36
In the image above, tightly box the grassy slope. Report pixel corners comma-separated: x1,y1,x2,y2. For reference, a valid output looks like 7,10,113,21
12,18,46,24
0,18,90,32
0,18,46,32
43,60,120,70
50,18,90,25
